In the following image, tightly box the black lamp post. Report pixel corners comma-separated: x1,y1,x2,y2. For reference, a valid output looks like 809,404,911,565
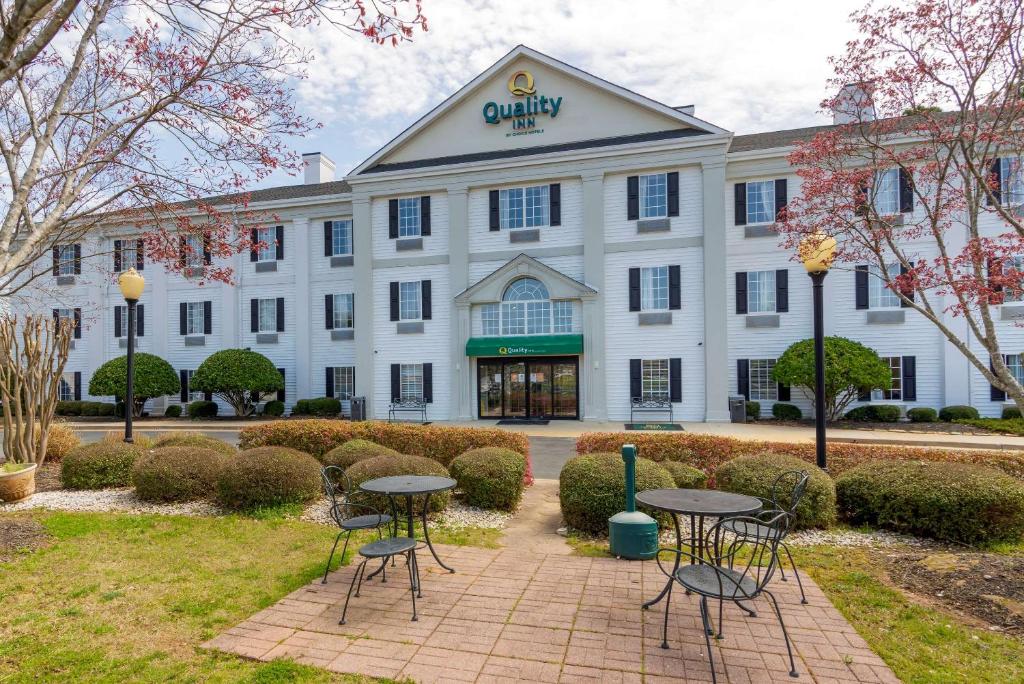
801,234,836,470
118,268,145,443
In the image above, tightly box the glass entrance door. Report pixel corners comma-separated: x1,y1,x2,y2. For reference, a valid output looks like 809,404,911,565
528,363,553,418
477,357,579,419
503,362,527,418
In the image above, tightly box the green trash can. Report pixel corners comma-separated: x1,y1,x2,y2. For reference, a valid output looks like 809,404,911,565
608,444,659,560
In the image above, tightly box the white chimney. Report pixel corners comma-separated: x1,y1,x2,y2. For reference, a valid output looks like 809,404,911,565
302,152,335,184
833,83,876,125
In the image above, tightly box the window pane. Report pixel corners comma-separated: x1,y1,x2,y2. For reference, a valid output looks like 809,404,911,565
335,366,355,400
58,245,75,275
185,302,204,335
526,301,551,334
333,293,354,329
868,264,901,308
641,266,669,310
500,188,524,229
400,364,423,400
398,198,420,237
501,302,526,335
118,241,137,271
399,282,421,320
503,278,548,301
58,376,73,401
256,227,275,261
640,174,667,218
746,180,775,224
1002,158,1024,205
1002,256,1024,302
641,359,669,401
749,359,778,401
873,169,899,215
258,298,276,332
871,356,902,401
481,303,499,336
331,220,352,256
524,185,549,227
1007,354,1024,386
185,235,203,267
746,270,776,313
553,300,574,333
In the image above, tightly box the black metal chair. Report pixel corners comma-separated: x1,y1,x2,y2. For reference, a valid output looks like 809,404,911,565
320,466,393,584
721,470,810,604
655,510,799,682
340,536,421,624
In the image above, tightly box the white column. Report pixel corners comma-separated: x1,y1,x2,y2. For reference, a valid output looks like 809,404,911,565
447,185,472,419
292,216,312,402
352,195,374,415
581,171,607,419
702,159,730,421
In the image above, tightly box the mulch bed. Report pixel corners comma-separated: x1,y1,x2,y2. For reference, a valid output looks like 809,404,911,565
0,517,52,562
34,463,62,493
886,550,1024,635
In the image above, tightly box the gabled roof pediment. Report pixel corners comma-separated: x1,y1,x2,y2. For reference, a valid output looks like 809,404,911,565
455,254,597,305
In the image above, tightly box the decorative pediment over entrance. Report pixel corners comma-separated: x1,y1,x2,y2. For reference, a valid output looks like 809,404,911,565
454,254,597,305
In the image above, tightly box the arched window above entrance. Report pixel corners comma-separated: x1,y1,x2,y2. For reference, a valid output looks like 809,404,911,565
503,277,549,302
483,277,576,336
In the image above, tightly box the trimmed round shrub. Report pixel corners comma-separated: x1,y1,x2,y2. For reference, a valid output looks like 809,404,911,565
559,452,674,535
660,461,708,489
308,398,341,417
216,447,321,510
132,446,229,502
164,405,182,418
869,405,901,422
844,405,871,421
262,400,285,417
61,440,146,489
939,405,980,422
450,448,526,511
907,407,938,423
745,401,761,420
322,439,400,469
153,431,236,455
772,403,802,421
836,460,1024,544
188,400,218,418
346,454,452,513
190,349,284,417
1002,406,1022,420
715,453,836,529
88,353,180,417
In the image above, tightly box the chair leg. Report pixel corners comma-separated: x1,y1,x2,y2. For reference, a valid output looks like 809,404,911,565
660,580,673,649
412,547,423,598
700,596,718,684
781,542,808,604
322,530,346,584
717,596,724,638
407,550,419,621
340,559,367,625
765,590,799,678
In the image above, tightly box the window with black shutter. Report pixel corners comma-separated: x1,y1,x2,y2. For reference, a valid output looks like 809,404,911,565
420,196,431,236
114,306,122,338
325,294,334,329
114,240,122,272
390,364,400,401
549,183,561,226
73,308,81,339
421,280,432,320
423,363,433,403
666,172,679,217
324,221,334,256
180,370,189,403
734,183,747,225
388,199,399,239
275,225,284,260
629,359,642,400
987,159,1002,206
488,190,500,231
775,269,788,313
899,168,914,213
668,265,681,310
277,368,286,402
136,305,144,337
737,359,750,399
389,282,400,321
855,266,869,309
73,372,81,401
991,357,1007,401
902,356,916,401
774,179,787,221
628,268,641,312
325,367,335,398
669,358,682,403
626,176,639,220
276,297,285,332
203,301,212,335
735,272,748,314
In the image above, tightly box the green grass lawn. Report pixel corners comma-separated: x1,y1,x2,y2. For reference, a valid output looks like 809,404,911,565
0,510,491,683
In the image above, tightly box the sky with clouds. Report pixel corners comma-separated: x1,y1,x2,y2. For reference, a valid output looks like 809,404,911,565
265,0,865,187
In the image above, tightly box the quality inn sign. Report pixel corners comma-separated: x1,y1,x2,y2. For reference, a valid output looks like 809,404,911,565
482,70,563,135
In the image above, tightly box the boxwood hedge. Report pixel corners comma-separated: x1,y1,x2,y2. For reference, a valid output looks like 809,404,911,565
61,440,146,490
133,446,229,502
660,461,708,489
715,452,836,528
215,447,321,510
345,454,451,513
559,452,674,535
321,439,401,469
153,431,237,455
450,448,526,511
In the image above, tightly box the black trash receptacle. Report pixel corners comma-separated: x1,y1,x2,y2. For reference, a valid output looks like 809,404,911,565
729,396,747,423
351,396,367,421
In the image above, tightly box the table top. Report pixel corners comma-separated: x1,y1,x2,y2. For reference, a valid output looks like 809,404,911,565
360,475,457,496
635,488,762,516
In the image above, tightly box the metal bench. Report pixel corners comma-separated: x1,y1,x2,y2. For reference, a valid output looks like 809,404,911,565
388,398,427,423
630,396,673,423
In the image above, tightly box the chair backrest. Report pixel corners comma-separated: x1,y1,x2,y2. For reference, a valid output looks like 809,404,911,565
705,510,789,599
770,470,810,518
321,465,354,521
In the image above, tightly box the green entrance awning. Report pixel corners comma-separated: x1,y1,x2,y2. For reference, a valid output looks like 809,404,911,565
466,334,583,357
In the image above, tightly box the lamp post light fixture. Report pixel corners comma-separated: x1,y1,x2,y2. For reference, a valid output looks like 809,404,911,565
117,268,145,443
800,234,837,470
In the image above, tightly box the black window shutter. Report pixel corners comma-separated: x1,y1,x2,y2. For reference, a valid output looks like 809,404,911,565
136,239,144,270
900,263,914,307
203,301,212,335
735,272,748,314
177,235,187,268
52,308,58,324
276,297,285,332
489,190,500,231
277,368,285,402
114,240,122,272
669,358,682,403
626,176,639,220
250,227,258,262
180,370,188,403
389,282,399,321
777,383,791,401
667,172,679,217
250,299,258,333
734,183,747,225
73,372,81,401
324,221,333,257
114,306,122,338
73,244,81,274
325,367,335,398
136,305,144,337
390,364,400,400
629,359,642,399
325,294,334,330
855,265,870,310
628,268,641,312
179,303,187,335
668,265,681,310
899,168,914,213
991,358,1007,401
420,196,431,236
737,359,750,400
902,356,916,401
421,280,432,320
775,269,789,313
73,308,81,339
423,363,433,403
774,179,787,221
988,159,1002,206
202,234,211,265
275,225,284,260
388,199,398,239
549,183,561,226
52,246,59,275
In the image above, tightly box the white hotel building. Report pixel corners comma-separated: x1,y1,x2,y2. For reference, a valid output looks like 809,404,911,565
39,46,1024,421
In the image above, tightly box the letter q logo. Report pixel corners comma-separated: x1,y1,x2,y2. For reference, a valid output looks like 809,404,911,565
507,71,536,96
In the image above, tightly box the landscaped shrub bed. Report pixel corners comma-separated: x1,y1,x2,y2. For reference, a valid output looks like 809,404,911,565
772,403,802,420
163,405,182,418
152,431,237,455
61,440,146,489
55,400,116,416
576,432,1024,480
939,405,980,422
559,452,674,535
660,460,708,489
450,448,526,511
291,398,341,417
845,404,901,422
345,454,452,513
745,401,761,420
835,460,1024,544
239,420,532,481
215,447,321,510
321,439,401,469
715,453,836,528
1002,406,1022,420
906,407,938,423
262,400,285,417
187,400,218,418
132,446,229,502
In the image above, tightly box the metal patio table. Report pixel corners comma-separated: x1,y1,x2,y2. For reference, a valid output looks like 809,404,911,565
360,475,457,574
635,488,762,609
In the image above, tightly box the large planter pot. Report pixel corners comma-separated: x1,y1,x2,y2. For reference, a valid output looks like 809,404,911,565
0,463,37,503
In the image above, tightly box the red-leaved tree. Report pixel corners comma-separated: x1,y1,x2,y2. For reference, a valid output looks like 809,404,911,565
778,0,1024,412
0,0,426,297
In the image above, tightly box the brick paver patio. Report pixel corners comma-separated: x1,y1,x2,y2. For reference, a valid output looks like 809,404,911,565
205,544,899,683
